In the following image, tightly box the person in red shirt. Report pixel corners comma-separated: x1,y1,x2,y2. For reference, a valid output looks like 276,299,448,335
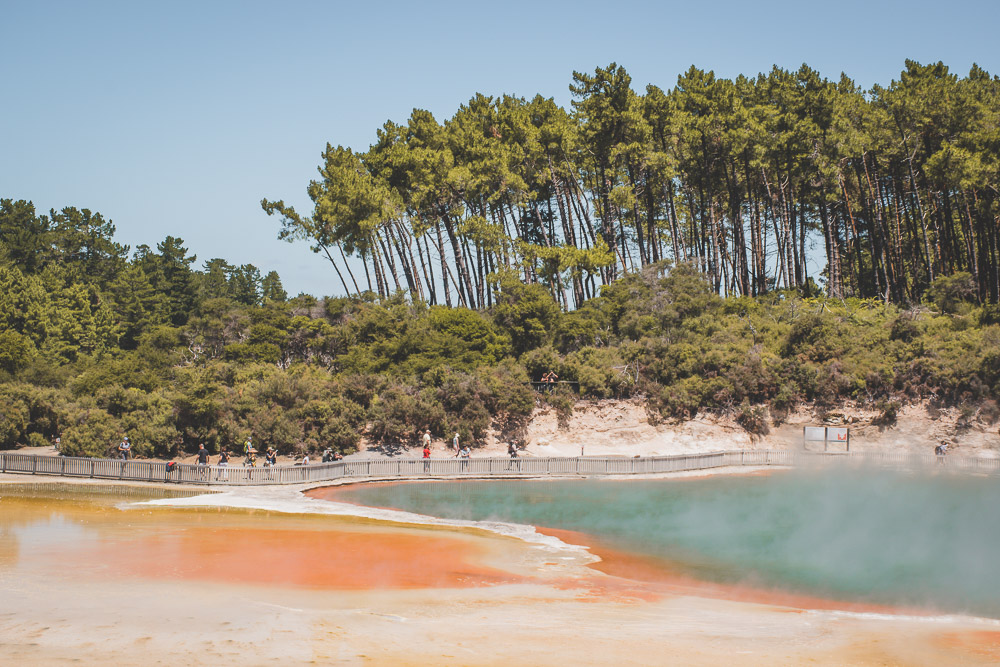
422,444,431,472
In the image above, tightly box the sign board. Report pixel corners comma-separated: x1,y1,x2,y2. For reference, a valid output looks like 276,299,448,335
802,426,851,451
803,427,827,441
828,427,849,442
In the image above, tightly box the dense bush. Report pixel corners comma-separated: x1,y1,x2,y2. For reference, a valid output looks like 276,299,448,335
3,197,1000,453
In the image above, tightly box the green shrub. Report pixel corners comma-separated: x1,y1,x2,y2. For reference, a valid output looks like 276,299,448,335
368,385,446,449
736,401,769,436
926,272,977,314
872,400,901,427
545,389,575,430
60,408,120,458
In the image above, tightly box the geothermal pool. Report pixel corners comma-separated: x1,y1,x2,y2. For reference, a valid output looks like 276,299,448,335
320,468,1000,618
4,475,1000,665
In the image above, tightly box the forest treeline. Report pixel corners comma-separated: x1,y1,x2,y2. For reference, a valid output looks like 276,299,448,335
264,60,1000,310
1,196,998,459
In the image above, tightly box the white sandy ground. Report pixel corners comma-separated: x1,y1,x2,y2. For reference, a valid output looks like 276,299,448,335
345,399,1000,460
3,473,1000,665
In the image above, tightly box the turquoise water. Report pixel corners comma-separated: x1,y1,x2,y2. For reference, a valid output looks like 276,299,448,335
335,469,1000,617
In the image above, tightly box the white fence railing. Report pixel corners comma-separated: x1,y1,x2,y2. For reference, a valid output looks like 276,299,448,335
0,449,996,487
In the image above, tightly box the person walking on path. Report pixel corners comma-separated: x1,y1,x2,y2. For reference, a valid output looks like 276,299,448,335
423,443,431,472
422,430,432,451
453,432,460,456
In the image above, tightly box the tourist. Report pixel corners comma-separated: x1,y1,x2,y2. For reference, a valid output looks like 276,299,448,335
196,443,210,480
459,445,470,470
265,447,277,467
217,448,230,480
541,370,558,392
422,429,432,450
453,431,460,456
118,435,131,460
301,454,310,465
423,443,431,472
322,448,333,463
243,437,256,466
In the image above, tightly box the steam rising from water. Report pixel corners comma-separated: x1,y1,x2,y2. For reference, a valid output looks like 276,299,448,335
337,469,1000,617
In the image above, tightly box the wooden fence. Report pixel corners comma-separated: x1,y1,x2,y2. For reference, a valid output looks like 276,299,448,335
0,449,996,487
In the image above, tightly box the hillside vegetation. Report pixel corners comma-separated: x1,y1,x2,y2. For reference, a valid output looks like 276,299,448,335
1,196,997,458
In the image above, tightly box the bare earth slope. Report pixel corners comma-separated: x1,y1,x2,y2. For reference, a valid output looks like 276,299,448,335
397,399,1000,460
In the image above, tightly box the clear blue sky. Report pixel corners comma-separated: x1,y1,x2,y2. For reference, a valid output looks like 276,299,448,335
3,0,998,297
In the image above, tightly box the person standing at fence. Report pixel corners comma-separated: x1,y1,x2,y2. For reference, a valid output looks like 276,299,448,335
243,437,257,467
217,448,230,480
459,445,470,470
118,435,131,460
423,443,431,472
196,443,210,480
422,429,432,452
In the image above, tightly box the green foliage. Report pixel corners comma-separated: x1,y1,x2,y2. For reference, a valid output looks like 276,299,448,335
544,387,575,430
491,276,560,355
926,272,977,314
60,407,120,458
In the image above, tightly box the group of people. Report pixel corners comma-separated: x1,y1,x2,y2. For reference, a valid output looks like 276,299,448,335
157,435,335,472
240,437,280,467
120,429,524,473
420,429,519,464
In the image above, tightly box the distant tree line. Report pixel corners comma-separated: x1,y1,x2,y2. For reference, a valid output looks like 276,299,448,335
264,60,1000,308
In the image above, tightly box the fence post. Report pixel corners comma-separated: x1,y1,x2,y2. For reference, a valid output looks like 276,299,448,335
32,456,37,475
